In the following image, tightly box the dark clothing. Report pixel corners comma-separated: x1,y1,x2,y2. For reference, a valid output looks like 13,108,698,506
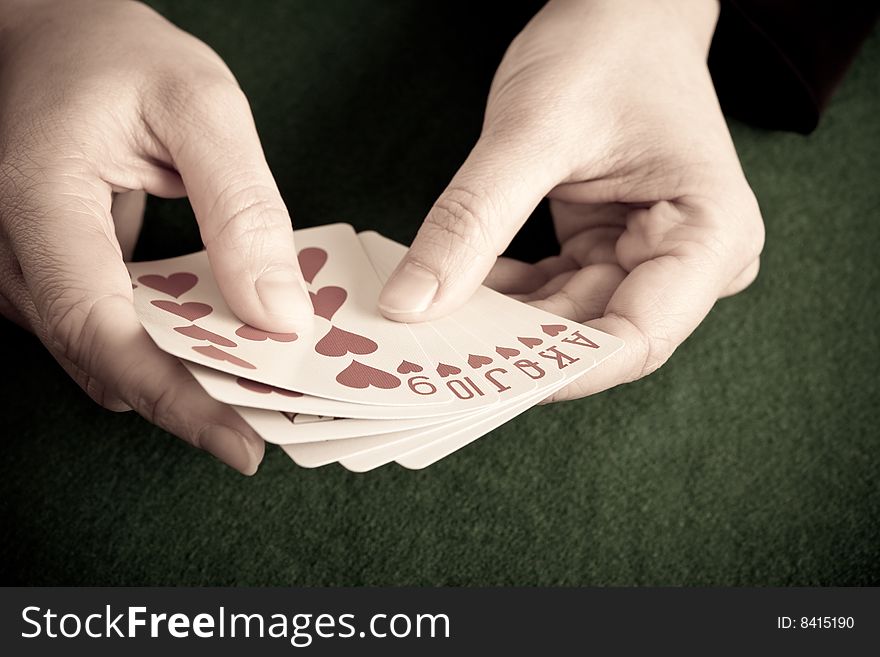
710,0,879,133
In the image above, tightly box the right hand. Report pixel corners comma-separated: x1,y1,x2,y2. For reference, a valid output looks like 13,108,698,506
0,0,312,474
378,0,763,402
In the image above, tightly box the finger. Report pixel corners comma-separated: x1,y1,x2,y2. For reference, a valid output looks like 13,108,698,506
483,257,549,294
6,171,264,474
513,270,577,302
547,198,628,244
545,198,762,403
488,198,625,297
110,329,266,475
378,137,563,321
111,189,146,260
506,252,591,302
151,78,311,333
559,225,623,266
721,257,760,297
532,254,582,282
547,254,724,403
0,237,133,411
529,263,626,322
548,200,626,267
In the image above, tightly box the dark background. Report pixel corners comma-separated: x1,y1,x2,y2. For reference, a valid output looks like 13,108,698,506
1,1,877,585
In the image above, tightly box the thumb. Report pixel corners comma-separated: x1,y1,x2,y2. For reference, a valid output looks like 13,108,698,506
378,138,558,322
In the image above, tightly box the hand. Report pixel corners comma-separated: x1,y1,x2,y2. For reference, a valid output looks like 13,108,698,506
378,0,764,401
0,0,312,473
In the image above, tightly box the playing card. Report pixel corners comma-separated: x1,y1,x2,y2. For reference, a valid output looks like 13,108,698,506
232,404,462,444
395,342,623,469
127,224,455,407
337,327,622,470
281,426,431,468
182,361,488,420
190,314,509,422
318,232,626,470
279,232,617,470
130,223,624,473
361,231,546,401
338,356,600,471
361,231,608,400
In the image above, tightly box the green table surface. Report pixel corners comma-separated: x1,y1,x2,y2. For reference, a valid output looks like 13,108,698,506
1,2,878,586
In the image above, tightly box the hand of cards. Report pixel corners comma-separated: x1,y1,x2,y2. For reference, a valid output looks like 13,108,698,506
126,224,624,471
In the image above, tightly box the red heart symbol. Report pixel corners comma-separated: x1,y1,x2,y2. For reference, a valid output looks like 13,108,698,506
436,363,462,378
235,325,298,342
192,345,255,369
315,326,378,357
174,324,237,347
467,354,493,368
298,247,328,284
152,299,213,321
397,360,423,374
542,324,568,337
496,346,520,359
336,360,401,390
138,272,198,298
310,286,347,321
518,336,543,349
236,377,302,397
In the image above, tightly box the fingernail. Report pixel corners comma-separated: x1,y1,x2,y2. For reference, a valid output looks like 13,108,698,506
255,270,308,325
200,425,260,475
379,262,439,314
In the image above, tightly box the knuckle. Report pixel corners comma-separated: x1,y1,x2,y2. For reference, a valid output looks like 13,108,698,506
140,380,179,431
548,287,592,322
743,258,761,289
422,187,496,258
745,216,766,262
148,72,248,146
750,256,761,279
167,71,239,108
734,189,766,262
607,311,675,381
727,258,761,296
82,372,128,412
203,187,289,259
41,292,127,373
483,73,566,152
190,76,249,114
38,293,135,412
44,296,89,359
639,332,674,378
132,373,198,446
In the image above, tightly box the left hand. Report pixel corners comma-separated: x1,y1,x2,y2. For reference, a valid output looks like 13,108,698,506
0,0,314,473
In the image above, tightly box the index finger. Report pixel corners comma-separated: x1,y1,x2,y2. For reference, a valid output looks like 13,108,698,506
148,76,311,333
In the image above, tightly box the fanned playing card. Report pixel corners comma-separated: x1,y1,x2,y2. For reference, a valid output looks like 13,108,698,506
276,232,624,470
127,223,625,473
183,361,484,420
328,232,624,470
232,404,457,445
127,224,454,407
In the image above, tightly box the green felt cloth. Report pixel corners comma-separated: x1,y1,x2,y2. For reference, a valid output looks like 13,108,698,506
1,2,877,586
